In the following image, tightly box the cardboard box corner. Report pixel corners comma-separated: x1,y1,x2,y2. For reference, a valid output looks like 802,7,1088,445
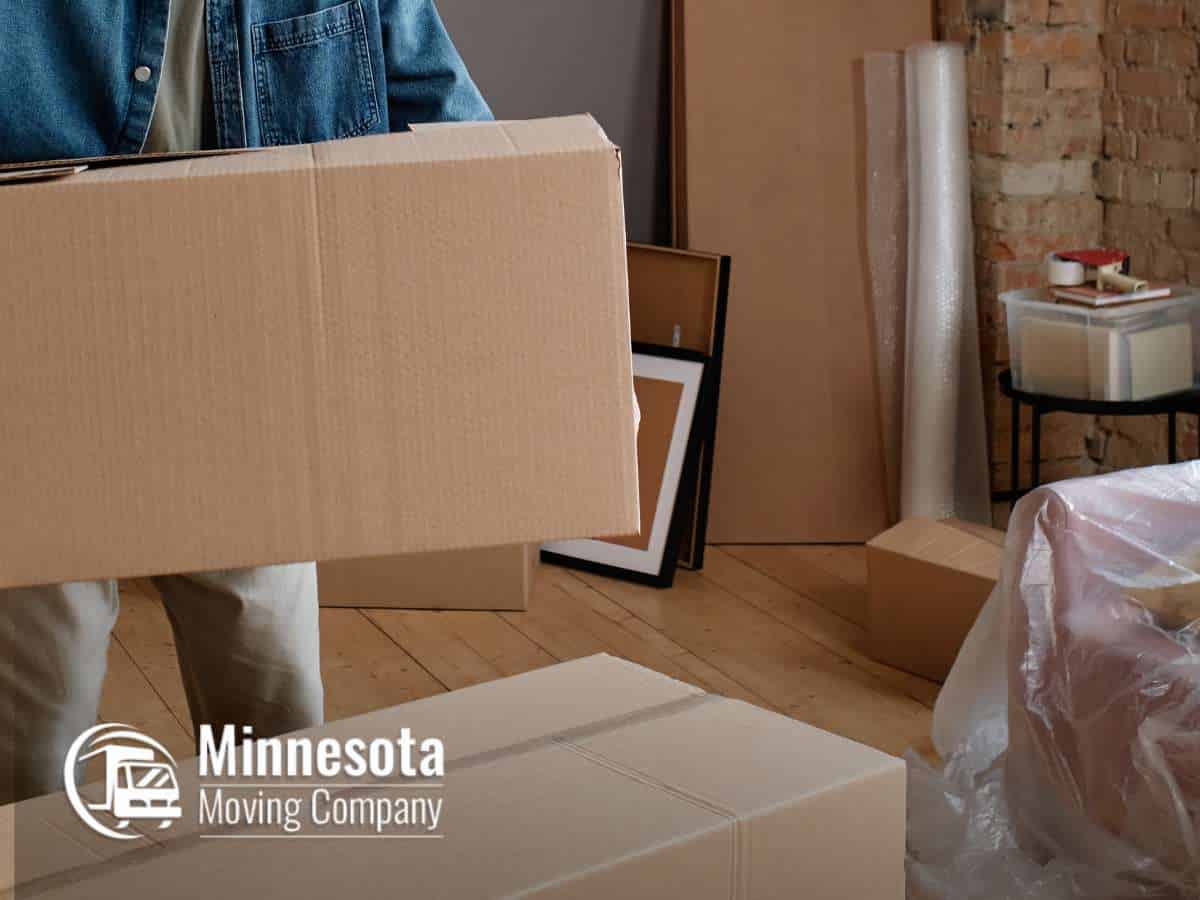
866,517,1005,683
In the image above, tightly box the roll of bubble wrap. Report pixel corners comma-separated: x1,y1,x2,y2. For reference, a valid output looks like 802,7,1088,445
899,42,990,524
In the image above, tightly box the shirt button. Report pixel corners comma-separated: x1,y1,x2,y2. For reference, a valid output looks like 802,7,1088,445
134,65,153,83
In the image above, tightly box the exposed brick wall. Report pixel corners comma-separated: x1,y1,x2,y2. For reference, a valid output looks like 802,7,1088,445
936,0,1200,504
940,0,1108,493
1099,0,1200,465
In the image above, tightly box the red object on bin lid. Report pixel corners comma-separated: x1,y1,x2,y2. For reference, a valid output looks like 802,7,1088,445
1056,248,1128,267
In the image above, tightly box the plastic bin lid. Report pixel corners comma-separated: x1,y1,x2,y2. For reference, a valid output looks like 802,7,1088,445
999,287,1200,320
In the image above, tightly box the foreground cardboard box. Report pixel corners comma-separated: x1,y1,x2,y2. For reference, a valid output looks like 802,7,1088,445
867,518,1005,682
317,545,536,611
3,656,905,899
0,116,637,590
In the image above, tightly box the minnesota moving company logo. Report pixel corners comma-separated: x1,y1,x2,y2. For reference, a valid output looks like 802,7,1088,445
64,724,183,840
65,724,446,841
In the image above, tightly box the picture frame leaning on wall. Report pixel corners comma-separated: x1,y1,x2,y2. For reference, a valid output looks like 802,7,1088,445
542,344,708,588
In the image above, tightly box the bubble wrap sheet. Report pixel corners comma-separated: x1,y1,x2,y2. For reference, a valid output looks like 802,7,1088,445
887,42,989,524
912,463,1200,899
865,52,908,524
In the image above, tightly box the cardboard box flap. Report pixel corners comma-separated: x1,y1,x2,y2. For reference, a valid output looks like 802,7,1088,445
0,146,253,174
0,116,612,179
302,654,706,772
413,115,617,155
1,796,153,893
126,655,706,845
0,164,89,186
27,748,736,900
35,729,902,897
316,116,616,169
47,143,312,186
496,115,618,156
576,698,900,814
869,518,1004,581
945,518,1007,548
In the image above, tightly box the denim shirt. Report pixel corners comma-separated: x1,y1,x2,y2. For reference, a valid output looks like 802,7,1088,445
0,0,492,164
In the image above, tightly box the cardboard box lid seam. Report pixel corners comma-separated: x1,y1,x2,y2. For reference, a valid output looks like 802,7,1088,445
449,693,717,777
869,518,1006,559
558,726,901,821
869,543,999,584
556,736,741,820
191,695,899,823
0,116,617,179
121,655,899,836
867,521,966,561
21,132,619,196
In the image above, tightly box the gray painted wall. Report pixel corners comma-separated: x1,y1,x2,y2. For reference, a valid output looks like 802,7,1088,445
436,0,671,244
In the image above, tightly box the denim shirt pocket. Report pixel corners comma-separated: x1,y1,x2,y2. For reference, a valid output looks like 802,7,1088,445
251,0,381,146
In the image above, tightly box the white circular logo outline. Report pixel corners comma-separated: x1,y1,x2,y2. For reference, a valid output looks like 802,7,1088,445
64,723,181,841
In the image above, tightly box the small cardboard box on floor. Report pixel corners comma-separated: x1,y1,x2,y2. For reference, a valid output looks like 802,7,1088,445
3,655,905,899
0,116,638,590
317,544,537,611
867,518,1005,682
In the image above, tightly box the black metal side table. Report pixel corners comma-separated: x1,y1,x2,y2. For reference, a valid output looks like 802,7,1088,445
998,369,1200,504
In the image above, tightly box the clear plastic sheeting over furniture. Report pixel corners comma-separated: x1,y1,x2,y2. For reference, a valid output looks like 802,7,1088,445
911,462,1200,899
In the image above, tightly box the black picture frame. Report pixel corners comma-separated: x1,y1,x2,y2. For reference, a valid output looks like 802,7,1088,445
541,344,709,588
676,253,730,571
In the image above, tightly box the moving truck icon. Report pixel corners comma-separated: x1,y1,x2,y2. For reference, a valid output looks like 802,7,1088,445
81,744,182,827
65,724,182,838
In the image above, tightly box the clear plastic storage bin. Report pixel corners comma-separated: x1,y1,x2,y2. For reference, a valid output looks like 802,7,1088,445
1001,288,1200,402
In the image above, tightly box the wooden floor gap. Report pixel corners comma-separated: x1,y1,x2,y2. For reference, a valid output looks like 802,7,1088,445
355,609,452,692
722,548,865,630
563,569,783,713
110,632,194,741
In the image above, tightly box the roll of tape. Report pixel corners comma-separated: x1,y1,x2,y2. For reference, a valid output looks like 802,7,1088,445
1099,270,1148,293
1046,253,1086,287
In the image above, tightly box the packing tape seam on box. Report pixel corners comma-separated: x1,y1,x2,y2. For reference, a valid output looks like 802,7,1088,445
441,694,722,778
29,694,725,893
552,736,745,899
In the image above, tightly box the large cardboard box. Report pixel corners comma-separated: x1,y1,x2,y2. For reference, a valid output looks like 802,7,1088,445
3,655,905,899
867,518,1005,682
317,545,536,611
0,116,638,590
673,1,933,541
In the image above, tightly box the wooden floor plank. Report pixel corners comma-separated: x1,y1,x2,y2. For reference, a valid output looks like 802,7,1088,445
808,545,870,588
502,567,775,709
99,638,194,764
572,567,934,758
113,581,193,736
723,545,871,627
364,608,555,692
113,583,451,728
700,549,940,708
318,609,446,721
428,610,558,679
98,547,940,763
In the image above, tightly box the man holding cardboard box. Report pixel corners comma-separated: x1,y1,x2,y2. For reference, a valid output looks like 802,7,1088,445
0,0,490,804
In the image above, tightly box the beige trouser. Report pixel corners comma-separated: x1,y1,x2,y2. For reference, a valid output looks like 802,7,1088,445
0,563,323,805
